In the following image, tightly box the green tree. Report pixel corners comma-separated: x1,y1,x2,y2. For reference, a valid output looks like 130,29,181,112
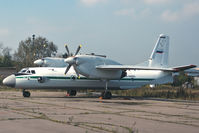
0,43,13,67
173,72,193,86
2,47,12,67
13,36,57,69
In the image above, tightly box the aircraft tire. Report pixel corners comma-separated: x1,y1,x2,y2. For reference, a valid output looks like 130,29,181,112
68,90,77,96
23,91,31,97
101,91,112,99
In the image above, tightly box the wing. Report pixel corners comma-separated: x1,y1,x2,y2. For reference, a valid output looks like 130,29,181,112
96,64,196,72
171,65,197,72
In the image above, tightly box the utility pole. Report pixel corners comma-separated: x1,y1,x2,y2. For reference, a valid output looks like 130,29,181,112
32,34,35,59
32,34,35,46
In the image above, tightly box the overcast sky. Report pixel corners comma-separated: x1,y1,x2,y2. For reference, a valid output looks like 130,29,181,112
0,0,199,66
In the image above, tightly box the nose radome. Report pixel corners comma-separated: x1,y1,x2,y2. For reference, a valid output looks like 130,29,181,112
3,74,16,88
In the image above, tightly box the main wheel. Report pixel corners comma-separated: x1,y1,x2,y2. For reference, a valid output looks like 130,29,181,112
67,90,77,96
23,91,31,97
101,91,112,99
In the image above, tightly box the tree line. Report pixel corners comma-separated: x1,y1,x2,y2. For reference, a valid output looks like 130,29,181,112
0,43,13,67
0,36,57,70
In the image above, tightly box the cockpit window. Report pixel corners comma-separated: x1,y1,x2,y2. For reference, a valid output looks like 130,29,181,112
15,68,31,76
31,70,36,74
17,68,36,75
21,69,27,73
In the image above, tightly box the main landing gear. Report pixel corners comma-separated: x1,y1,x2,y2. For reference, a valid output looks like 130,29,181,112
101,81,112,99
23,89,31,97
101,91,112,99
67,90,77,96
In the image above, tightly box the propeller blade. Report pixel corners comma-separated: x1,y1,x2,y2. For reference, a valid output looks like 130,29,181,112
73,65,80,79
64,44,70,55
64,64,72,75
74,44,82,55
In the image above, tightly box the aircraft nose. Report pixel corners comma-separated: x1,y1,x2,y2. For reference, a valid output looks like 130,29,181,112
3,74,16,88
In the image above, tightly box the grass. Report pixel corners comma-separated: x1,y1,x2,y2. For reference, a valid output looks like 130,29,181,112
112,85,199,100
1,84,199,100
0,85,21,91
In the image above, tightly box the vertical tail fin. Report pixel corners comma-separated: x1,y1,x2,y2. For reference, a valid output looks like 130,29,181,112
149,34,169,68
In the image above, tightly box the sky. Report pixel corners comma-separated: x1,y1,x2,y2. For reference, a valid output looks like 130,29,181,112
0,0,199,66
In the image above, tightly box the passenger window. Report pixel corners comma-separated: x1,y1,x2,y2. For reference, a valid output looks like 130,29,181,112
31,70,36,74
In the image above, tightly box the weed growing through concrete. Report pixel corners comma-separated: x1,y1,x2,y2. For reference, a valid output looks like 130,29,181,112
67,116,74,124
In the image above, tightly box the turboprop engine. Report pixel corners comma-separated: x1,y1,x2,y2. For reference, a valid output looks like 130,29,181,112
64,45,126,80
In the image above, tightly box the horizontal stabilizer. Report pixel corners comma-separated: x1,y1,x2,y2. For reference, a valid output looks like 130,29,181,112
96,64,196,72
172,65,197,72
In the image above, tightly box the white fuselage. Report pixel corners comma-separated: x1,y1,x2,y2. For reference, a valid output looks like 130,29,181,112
8,67,173,90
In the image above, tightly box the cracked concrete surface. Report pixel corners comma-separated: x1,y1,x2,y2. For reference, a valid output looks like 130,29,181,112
0,91,199,133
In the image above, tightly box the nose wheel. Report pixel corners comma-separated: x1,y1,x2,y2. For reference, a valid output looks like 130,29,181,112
23,89,31,97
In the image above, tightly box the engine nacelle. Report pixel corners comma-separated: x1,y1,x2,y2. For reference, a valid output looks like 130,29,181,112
75,55,124,80
34,57,67,67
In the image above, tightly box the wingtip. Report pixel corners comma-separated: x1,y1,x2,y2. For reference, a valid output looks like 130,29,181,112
190,64,197,68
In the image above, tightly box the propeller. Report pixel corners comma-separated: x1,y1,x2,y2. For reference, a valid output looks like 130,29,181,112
64,45,82,78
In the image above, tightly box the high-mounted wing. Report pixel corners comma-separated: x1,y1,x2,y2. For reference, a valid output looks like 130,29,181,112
96,64,196,72
171,65,197,72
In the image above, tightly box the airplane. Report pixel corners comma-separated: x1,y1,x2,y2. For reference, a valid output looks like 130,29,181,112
3,34,196,99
